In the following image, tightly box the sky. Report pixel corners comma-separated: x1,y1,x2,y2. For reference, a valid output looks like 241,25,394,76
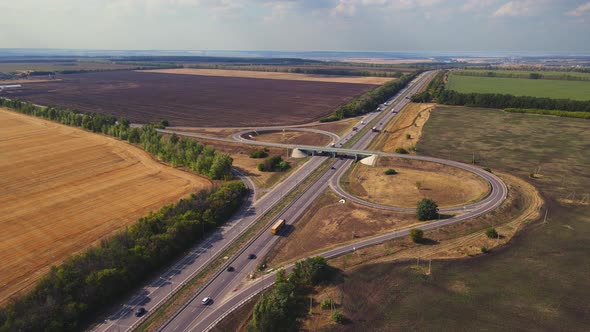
0,0,589,53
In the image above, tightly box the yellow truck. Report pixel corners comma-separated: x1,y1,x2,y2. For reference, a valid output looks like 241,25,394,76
271,219,285,235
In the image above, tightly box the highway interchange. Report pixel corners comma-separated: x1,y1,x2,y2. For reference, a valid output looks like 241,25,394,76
94,70,508,332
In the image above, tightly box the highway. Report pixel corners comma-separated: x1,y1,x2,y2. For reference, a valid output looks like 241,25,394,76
156,70,506,332
93,70,506,332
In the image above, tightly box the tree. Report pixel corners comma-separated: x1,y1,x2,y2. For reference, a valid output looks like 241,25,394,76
384,168,397,175
250,149,268,158
485,227,499,239
416,198,438,221
320,299,334,309
332,311,346,324
409,228,424,243
395,147,408,154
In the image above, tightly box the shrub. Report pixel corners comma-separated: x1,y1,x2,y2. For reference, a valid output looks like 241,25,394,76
332,311,346,324
485,227,499,239
320,299,334,310
410,228,424,243
250,149,268,159
160,119,169,127
258,155,290,172
481,246,489,253
405,133,411,139
408,146,417,152
416,198,438,221
483,167,492,173
384,168,397,175
395,147,408,154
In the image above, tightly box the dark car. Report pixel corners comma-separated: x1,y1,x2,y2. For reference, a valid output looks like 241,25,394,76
248,254,256,259
135,307,147,317
227,266,235,272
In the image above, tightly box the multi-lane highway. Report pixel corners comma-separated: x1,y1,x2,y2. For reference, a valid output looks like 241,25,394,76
155,70,507,332
94,70,507,332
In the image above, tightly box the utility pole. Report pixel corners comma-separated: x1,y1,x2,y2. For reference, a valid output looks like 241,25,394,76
428,259,432,275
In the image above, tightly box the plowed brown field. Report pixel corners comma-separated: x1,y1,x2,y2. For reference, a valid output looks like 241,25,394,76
0,109,211,304
5,70,376,127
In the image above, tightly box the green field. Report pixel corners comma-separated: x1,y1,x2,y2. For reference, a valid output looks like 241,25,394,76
326,106,590,331
454,69,590,80
447,74,590,101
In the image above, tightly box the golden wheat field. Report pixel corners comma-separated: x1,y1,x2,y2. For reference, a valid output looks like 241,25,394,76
0,109,211,304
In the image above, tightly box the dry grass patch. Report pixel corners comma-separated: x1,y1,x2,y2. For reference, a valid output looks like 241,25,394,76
329,172,542,271
0,109,211,305
369,103,436,152
252,131,332,146
302,173,542,331
265,190,416,267
166,127,240,139
140,68,393,85
343,157,490,208
305,118,359,136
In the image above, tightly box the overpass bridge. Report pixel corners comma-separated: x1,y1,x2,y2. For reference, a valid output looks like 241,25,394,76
290,146,378,166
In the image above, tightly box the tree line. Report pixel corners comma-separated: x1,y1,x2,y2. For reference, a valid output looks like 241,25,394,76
320,71,421,122
247,257,334,332
0,98,233,180
412,71,590,112
0,182,248,331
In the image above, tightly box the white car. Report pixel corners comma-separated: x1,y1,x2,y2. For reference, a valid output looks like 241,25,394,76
201,297,212,305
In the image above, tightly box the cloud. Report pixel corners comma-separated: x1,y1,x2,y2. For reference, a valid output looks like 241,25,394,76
264,2,295,22
568,1,590,16
492,0,547,17
331,0,357,17
462,0,497,12
329,0,442,16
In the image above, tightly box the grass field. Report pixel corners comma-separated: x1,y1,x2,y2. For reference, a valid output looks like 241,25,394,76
0,109,211,304
344,157,490,208
454,69,590,80
141,68,393,84
369,103,435,152
322,106,590,331
447,74,590,101
251,131,332,146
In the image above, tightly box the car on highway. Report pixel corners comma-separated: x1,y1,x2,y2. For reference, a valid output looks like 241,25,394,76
134,307,147,317
248,254,256,259
201,297,212,305
227,266,235,272
352,127,358,131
